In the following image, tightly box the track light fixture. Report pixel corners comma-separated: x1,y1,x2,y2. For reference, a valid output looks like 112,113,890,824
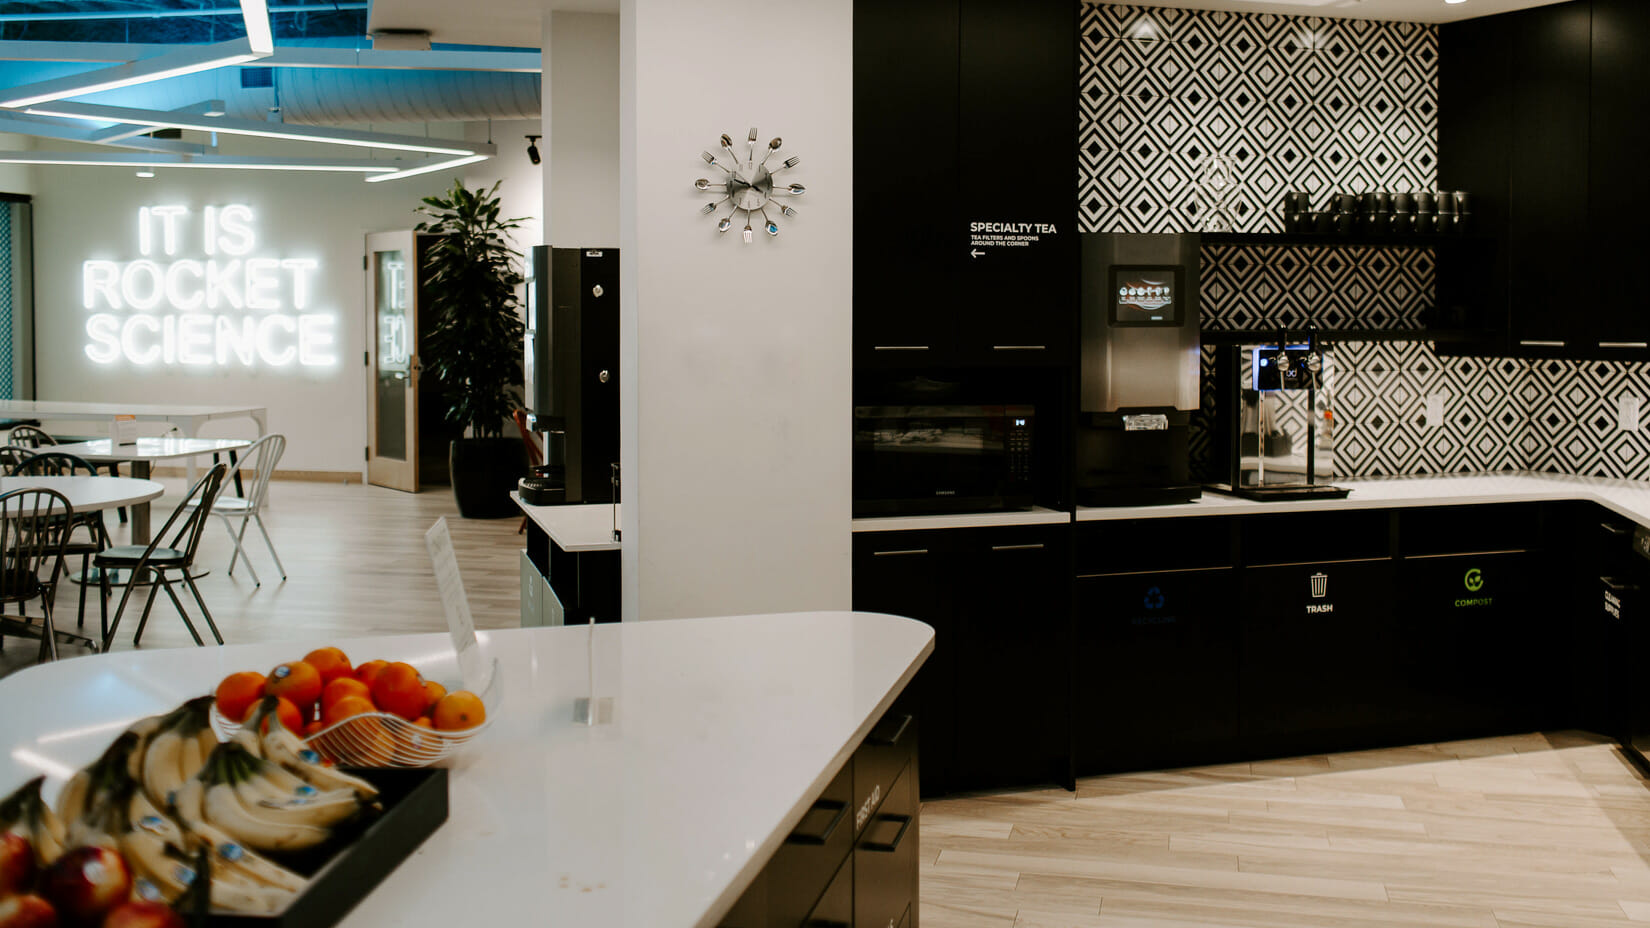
525,135,542,166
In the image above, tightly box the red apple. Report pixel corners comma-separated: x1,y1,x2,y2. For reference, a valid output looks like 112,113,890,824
0,894,58,928
101,901,185,928
41,846,130,922
0,830,36,896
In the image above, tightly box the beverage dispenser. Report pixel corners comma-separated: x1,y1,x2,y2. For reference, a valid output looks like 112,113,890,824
1076,232,1202,506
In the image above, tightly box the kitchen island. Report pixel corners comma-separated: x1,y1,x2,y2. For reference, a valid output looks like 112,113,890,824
0,611,933,927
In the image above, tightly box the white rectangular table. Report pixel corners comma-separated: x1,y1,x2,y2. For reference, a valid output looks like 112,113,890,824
47,437,251,543
0,401,267,438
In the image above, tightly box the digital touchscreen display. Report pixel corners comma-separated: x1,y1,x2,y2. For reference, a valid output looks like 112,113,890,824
1109,266,1183,327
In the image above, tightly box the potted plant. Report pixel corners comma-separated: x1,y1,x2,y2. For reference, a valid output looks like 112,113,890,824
415,180,529,518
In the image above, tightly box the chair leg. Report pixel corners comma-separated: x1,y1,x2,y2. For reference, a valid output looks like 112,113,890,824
254,514,286,581
99,568,112,649
156,574,207,647
226,515,259,584
76,553,89,629
130,578,164,647
182,574,224,645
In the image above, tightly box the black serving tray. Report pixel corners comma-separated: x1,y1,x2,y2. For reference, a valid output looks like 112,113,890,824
206,767,449,928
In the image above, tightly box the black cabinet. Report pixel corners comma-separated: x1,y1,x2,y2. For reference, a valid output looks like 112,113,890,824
854,764,918,928
853,0,1077,368
1073,565,1240,774
1440,0,1650,359
1588,0,1650,354
852,524,1069,796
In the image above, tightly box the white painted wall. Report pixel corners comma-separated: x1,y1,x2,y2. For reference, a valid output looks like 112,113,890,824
463,118,544,254
0,134,34,197
543,12,619,247
27,159,442,472
620,0,852,620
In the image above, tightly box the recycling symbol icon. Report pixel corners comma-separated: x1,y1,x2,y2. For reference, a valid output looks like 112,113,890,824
1143,586,1166,610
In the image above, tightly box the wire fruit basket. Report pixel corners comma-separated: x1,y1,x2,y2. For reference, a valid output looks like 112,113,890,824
211,660,501,768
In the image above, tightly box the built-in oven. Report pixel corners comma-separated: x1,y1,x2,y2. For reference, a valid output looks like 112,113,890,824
852,405,1035,516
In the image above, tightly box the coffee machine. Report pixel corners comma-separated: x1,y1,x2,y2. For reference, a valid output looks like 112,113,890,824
1210,330,1349,501
1076,232,1202,506
523,246,620,504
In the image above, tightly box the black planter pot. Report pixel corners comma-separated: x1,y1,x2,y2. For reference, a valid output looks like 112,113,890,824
449,437,528,519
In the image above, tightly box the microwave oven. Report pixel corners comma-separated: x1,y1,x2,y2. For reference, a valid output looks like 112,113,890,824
852,405,1035,516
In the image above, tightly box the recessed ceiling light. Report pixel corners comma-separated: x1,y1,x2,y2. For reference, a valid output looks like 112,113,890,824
135,170,155,178
1446,0,1468,5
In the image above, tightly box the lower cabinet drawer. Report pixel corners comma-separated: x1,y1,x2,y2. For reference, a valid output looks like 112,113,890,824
855,762,918,928
767,761,854,927
854,711,917,835
802,855,853,928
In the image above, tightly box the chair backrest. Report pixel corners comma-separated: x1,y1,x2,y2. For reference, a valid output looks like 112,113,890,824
6,426,55,449
231,434,286,512
10,451,98,478
0,488,72,601
152,463,227,568
512,410,543,468
0,446,34,472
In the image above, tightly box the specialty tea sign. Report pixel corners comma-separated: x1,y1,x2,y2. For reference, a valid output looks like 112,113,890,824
81,204,339,369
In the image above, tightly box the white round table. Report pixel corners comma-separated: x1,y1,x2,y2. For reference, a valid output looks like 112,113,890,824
0,475,165,513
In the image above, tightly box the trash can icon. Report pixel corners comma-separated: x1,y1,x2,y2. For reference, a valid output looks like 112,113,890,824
1310,572,1328,598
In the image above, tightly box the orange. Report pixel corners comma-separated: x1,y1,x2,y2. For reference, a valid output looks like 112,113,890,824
320,677,371,713
422,681,447,713
302,648,353,685
259,696,303,736
355,660,389,688
372,662,428,721
215,671,266,723
322,695,377,728
413,717,433,729
432,691,486,731
265,661,323,712
302,719,324,738
352,721,398,766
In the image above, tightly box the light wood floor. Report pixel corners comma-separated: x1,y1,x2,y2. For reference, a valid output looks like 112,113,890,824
0,478,527,678
921,732,1650,927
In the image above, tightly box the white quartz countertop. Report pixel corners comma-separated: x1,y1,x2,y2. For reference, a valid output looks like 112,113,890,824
1075,472,1650,529
0,612,934,928
852,505,1072,533
512,493,621,551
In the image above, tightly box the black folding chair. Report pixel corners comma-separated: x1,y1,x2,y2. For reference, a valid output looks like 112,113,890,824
11,451,113,631
0,487,82,663
97,464,227,652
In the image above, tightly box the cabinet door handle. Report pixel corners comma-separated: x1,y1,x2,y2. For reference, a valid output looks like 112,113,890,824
1601,522,1633,537
859,813,912,853
873,345,929,351
786,799,848,846
1602,576,1640,593
991,345,1046,351
804,920,850,928
1518,340,1565,347
990,543,1045,552
872,548,929,557
1600,342,1649,349
868,713,913,747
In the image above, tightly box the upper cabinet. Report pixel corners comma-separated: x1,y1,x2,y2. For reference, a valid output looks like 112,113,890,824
854,0,1078,368
1441,0,1650,360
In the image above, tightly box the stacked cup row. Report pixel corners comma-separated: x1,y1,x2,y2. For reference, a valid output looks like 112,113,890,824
1283,191,1474,235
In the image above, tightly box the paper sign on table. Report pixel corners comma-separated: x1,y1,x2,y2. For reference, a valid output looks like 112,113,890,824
110,415,137,446
424,517,489,693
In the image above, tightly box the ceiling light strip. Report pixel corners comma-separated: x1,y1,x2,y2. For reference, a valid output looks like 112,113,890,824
241,0,275,55
0,152,397,174
0,39,268,109
27,101,492,157
364,154,490,183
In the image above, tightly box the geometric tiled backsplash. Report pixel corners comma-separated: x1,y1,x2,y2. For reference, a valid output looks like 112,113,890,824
1201,244,1432,331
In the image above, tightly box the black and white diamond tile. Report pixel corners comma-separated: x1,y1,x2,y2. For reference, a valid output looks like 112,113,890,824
1080,3,1439,235
1200,244,1434,331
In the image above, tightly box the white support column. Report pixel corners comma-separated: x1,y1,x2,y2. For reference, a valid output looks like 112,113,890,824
619,0,853,620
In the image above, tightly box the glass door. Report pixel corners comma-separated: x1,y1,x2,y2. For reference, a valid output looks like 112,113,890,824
366,231,419,492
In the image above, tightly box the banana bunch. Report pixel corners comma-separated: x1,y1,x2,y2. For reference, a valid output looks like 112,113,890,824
0,775,67,867
40,694,383,917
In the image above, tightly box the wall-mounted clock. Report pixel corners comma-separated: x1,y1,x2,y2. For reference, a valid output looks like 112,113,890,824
696,127,805,243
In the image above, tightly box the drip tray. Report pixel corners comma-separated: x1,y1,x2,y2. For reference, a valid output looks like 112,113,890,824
1207,483,1352,502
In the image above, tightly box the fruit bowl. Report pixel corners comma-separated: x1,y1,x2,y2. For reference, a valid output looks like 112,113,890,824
212,661,500,768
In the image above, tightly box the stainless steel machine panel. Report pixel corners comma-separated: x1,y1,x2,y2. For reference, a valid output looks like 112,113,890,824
1079,233,1201,414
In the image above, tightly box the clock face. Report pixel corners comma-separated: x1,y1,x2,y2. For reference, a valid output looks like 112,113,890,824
696,128,802,243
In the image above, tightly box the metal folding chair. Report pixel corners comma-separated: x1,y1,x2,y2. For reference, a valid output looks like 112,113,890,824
96,464,228,651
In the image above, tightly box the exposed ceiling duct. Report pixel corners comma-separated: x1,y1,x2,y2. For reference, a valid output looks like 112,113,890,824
273,68,540,125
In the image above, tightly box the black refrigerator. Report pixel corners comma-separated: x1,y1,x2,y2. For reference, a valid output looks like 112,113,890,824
524,247,619,504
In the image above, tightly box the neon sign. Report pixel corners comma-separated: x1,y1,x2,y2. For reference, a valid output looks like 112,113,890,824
82,205,338,368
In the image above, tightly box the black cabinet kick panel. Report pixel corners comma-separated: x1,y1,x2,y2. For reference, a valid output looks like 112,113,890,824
854,493,1650,798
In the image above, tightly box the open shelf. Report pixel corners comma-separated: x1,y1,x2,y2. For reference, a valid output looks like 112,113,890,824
1200,232,1496,249
1200,328,1491,346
